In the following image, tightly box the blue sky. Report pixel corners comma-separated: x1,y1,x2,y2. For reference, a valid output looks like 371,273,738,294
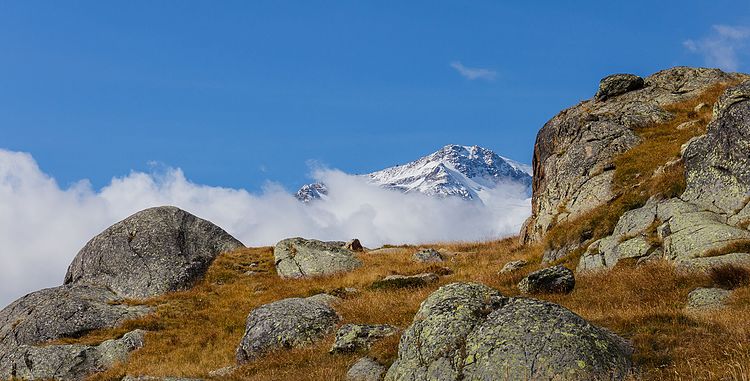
2,1,750,192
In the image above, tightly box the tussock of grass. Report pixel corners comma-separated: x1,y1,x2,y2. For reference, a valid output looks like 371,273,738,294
703,239,750,258
544,83,735,263
709,265,750,290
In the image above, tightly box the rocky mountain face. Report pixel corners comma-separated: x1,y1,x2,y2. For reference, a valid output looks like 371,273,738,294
296,144,531,202
522,67,749,244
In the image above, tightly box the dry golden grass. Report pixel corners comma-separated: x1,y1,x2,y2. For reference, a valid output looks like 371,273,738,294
65,237,750,381
544,82,736,265
703,239,750,258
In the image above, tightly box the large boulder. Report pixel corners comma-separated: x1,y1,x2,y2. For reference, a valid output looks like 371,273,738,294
65,206,244,299
683,80,750,215
235,294,340,363
385,283,632,381
0,330,145,381
274,237,363,278
518,265,575,294
0,284,151,358
522,67,746,243
595,74,645,102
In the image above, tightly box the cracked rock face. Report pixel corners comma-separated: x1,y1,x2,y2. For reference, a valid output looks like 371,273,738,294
236,294,340,364
522,67,745,243
0,329,146,381
0,284,151,362
384,283,632,381
274,237,363,278
64,206,244,299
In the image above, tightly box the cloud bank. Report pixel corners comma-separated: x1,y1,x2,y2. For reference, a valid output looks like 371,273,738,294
450,61,497,81
684,25,750,71
0,149,531,307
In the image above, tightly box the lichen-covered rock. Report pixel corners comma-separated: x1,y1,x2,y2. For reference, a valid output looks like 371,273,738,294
274,237,363,278
65,206,244,299
518,265,575,294
0,284,151,359
370,273,439,290
330,324,399,354
499,259,528,273
686,287,732,311
0,330,146,381
412,248,444,263
235,295,340,364
347,357,387,381
683,80,750,215
595,74,645,101
385,283,632,381
523,67,745,244
675,253,750,273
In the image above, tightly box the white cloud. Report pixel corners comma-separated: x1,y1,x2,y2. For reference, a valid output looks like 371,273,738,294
450,61,497,81
0,149,530,307
684,25,750,71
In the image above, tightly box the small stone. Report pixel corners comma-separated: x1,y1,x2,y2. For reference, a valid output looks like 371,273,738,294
208,366,237,378
686,287,732,311
370,273,439,290
499,259,528,274
330,324,399,354
694,102,710,113
518,265,575,294
347,357,387,381
412,248,444,263
274,237,363,278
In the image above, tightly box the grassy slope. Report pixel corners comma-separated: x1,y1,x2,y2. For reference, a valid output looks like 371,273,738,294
75,82,750,381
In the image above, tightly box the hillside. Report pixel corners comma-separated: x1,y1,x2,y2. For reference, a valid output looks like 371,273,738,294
2,67,750,381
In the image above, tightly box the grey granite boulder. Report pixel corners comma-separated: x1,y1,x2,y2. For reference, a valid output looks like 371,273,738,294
347,357,387,381
686,287,732,311
595,74,645,102
65,206,244,299
683,80,750,215
0,330,145,381
370,273,439,290
274,237,363,278
385,283,632,381
412,248,444,263
235,294,340,363
518,265,575,294
499,259,528,274
330,324,399,354
0,284,151,358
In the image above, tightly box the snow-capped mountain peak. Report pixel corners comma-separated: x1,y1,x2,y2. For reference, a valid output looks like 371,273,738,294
295,144,531,202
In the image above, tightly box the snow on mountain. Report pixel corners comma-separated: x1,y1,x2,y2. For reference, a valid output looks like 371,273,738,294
295,144,532,202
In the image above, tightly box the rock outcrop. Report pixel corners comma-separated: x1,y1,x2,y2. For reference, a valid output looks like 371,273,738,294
0,330,145,380
330,324,399,354
578,80,750,272
274,237,363,278
236,294,340,363
0,284,151,358
522,67,746,244
518,265,575,294
385,283,632,381
65,206,244,299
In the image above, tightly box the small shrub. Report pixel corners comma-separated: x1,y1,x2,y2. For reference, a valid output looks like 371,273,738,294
709,264,750,290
